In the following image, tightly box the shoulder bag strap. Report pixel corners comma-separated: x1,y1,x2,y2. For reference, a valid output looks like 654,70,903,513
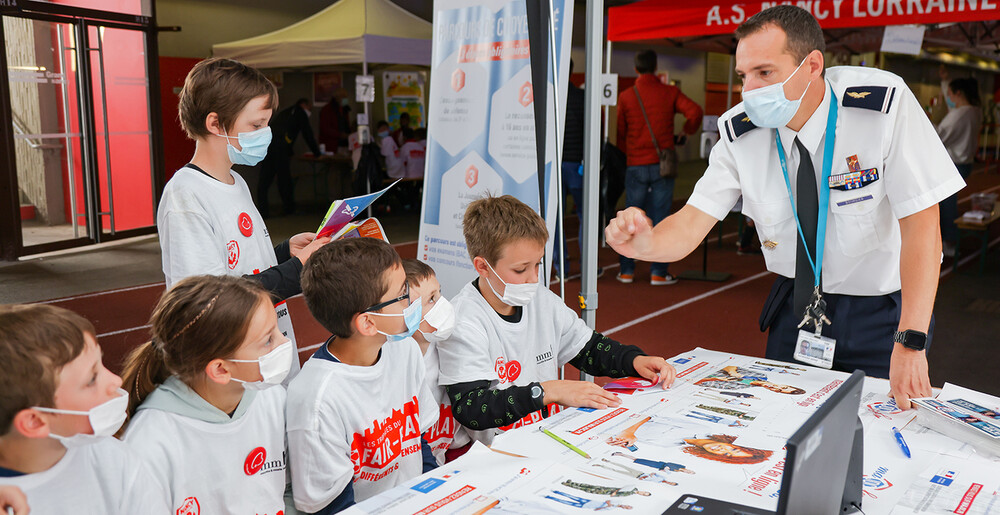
633,85,661,153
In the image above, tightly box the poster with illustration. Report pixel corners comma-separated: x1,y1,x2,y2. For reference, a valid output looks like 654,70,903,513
383,71,425,130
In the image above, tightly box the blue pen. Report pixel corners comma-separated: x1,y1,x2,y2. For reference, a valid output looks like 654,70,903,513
891,427,911,459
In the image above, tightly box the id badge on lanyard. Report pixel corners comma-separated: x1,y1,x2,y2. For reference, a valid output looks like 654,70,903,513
776,85,839,368
275,301,301,382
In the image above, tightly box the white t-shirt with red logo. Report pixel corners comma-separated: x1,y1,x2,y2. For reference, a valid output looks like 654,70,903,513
421,342,466,464
399,141,425,179
286,338,438,511
157,166,278,288
123,385,288,515
436,280,592,445
0,438,169,514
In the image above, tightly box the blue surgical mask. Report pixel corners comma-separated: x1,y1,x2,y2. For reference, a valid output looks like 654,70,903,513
218,126,271,166
369,297,423,342
945,93,956,109
741,56,811,129
378,130,390,139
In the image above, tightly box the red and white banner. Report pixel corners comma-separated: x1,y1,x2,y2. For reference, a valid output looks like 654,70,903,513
609,0,1000,41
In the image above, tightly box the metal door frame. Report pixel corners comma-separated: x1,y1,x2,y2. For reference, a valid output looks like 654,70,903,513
0,0,163,260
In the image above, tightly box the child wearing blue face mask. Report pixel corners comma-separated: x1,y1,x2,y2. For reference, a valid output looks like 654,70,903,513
286,238,438,513
158,57,330,301
120,275,295,515
0,304,169,514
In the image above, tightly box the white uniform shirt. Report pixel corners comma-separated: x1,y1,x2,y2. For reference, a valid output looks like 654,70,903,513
422,342,466,464
286,338,438,511
688,66,965,296
123,386,289,515
157,166,277,288
0,438,169,514
436,281,592,445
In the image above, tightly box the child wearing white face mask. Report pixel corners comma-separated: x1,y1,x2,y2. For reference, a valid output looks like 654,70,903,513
160,58,333,385
437,195,680,451
119,275,295,515
0,304,169,514
402,259,462,466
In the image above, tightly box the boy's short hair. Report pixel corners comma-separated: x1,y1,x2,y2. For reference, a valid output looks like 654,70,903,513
178,58,279,139
0,304,95,433
402,259,436,287
301,238,402,338
463,194,548,265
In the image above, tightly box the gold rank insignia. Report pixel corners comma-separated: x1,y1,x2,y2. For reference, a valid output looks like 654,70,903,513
763,240,777,250
742,117,750,122
846,91,871,99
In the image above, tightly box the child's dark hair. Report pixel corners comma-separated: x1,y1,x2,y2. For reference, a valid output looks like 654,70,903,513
301,238,402,338
0,304,94,434
377,120,390,131
402,259,436,288
120,275,271,425
178,58,279,139
402,127,416,141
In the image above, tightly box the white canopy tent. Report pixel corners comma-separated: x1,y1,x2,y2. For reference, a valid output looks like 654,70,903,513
211,0,433,69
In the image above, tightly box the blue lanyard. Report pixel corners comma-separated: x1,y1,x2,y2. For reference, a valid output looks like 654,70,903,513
775,85,838,289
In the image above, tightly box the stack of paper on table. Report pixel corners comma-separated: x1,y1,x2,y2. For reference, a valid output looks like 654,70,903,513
912,384,1000,458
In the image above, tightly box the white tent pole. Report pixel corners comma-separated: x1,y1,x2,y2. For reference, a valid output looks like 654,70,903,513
546,1,566,301
580,0,603,382
364,57,373,218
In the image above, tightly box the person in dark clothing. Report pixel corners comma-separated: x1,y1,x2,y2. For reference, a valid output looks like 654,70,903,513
257,98,321,217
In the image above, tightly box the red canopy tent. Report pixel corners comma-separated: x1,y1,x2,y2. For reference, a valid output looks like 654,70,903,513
608,0,1000,56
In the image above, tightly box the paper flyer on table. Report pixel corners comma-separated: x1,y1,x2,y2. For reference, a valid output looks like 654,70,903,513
338,217,389,242
893,456,1000,514
316,180,398,238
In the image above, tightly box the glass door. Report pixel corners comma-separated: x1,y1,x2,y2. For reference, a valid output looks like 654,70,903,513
86,22,154,236
4,16,92,247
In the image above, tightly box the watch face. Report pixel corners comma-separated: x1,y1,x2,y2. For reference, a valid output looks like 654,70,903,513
531,385,543,399
904,331,927,350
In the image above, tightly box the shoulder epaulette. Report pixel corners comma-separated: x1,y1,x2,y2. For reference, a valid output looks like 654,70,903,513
724,112,758,142
842,85,895,113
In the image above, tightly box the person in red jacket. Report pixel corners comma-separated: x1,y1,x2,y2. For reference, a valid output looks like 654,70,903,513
615,50,703,285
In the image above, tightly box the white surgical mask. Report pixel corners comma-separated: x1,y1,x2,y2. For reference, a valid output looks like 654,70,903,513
741,56,812,129
228,340,294,390
418,297,456,342
369,298,423,342
484,261,540,307
34,388,129,447
217,126,271,166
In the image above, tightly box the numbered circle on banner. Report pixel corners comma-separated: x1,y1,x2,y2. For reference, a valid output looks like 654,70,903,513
600,73,618,106
356,75,375,103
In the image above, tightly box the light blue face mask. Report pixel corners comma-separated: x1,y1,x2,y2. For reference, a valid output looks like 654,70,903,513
369,296,423,342
944,92,956,109
218,126,271,166
741,56,811,128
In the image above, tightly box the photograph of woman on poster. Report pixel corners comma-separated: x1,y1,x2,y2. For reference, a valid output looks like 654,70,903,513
694,366,806,395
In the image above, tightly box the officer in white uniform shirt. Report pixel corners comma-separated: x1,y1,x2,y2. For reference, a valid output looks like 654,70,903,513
606,5,964,410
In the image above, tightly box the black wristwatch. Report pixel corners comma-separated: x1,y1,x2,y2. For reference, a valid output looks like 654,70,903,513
893,330,928,351
530,383,544,402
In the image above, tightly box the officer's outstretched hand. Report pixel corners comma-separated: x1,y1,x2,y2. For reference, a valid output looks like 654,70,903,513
888,344,932,410
605,207,655,260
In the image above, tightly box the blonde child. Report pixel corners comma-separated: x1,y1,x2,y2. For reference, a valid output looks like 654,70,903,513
438,195,677,449
120,275,295,514
402,259,461,464
0,304,167,514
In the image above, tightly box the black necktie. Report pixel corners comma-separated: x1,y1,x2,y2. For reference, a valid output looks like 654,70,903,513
793,137,818,320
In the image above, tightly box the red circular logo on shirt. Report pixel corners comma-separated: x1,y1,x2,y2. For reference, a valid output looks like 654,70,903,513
506,360,522,382
176,497,200,515
244,447,267,476
238,212,253,237
227,240,240,270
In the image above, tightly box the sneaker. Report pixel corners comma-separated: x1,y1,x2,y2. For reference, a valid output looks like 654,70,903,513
616,273,634,284
650,274,679,285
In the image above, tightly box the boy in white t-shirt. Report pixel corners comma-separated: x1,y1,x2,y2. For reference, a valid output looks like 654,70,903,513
287,239,438,513
402,259,462,465
0,305,168,514
437,195,679,450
